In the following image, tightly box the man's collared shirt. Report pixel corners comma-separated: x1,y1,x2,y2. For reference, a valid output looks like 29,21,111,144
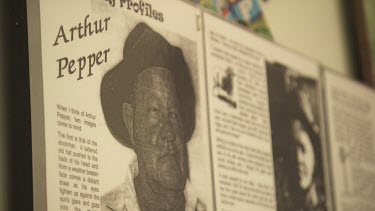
101,158,206,211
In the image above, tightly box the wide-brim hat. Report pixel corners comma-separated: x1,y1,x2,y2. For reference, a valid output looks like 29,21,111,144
100,22,196,148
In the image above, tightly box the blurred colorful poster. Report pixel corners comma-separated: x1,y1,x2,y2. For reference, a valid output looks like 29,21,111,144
198,0,273,39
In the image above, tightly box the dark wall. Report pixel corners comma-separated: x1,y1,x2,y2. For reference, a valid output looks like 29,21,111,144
0,0,33,210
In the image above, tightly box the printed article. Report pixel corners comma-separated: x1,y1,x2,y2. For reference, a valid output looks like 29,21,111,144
324,71,375,211
56,104,100,210
29,0,213,210
203,12,329,211
204,13,275,211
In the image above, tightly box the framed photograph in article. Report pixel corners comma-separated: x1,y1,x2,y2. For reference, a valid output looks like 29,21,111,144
266,62,328,211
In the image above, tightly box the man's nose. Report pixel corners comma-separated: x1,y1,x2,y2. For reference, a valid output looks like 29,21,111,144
160,117,176,143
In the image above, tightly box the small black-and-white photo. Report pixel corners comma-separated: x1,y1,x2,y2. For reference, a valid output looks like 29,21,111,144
213,66,237,108
266,62,327,211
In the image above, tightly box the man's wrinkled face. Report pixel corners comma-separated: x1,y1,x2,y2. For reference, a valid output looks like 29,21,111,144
131,67,188,192
292,119,315,190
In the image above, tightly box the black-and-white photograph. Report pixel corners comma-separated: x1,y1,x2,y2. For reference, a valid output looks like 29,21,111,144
99,21,207,211
266,62,327,211
213,66,237,108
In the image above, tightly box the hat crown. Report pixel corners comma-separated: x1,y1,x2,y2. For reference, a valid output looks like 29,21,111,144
100,23,196,148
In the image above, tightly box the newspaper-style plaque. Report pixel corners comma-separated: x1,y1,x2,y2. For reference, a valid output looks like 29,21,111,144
324,70,375,211
26,1,351,211
27,1,213,210
203,12,331,211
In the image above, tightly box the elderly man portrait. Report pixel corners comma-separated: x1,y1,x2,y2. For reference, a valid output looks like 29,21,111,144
100,23,205,211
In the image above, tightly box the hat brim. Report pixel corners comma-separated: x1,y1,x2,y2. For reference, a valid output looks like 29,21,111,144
101,59,135,148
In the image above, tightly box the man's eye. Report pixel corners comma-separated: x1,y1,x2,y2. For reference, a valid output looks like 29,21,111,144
149,107,160,114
